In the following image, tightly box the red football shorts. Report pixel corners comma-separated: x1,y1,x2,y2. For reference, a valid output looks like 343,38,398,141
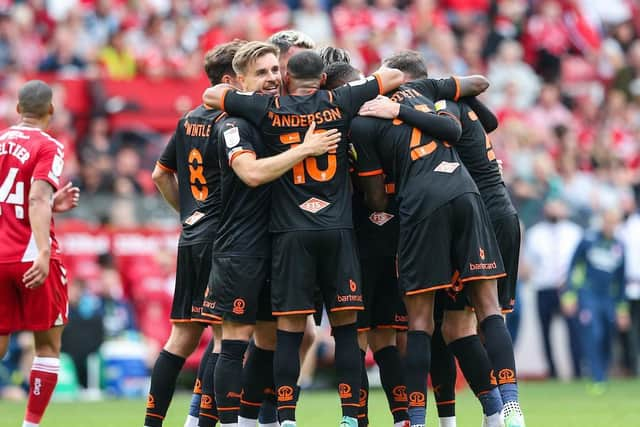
0,259,69,335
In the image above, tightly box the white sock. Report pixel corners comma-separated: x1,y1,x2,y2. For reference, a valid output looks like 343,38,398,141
238,416,257,426
485,411,503,427
439,416,457,427
184,415,200,427
221,424,238,427
22,422,39,427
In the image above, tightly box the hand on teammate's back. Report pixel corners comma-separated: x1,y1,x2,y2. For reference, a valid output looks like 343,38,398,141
301,121,341,156
23,251,50,289
53,182,80,213
358,95,399,119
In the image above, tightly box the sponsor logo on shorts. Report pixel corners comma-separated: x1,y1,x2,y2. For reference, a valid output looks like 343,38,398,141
232,298,246,315
359,388,368,406
203,299,216,309
368,211,394,226
349,279,357,292
191,305,203,314
392,385,408,402
338,383,352,399
469,261,497,271
299,197,330,213
479,247,485,260
394,314,408,323
409,391,425,407
278,385,295,402
497,368,516,384
337,294,363,303
146,394,156,409
200,394,213,409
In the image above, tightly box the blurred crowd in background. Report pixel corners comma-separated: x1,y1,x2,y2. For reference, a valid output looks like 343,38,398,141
2,0,640,398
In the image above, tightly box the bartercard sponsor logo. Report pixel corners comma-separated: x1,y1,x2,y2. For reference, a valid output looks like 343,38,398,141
299,197,330,213
469,261,497,271
336,294,363,303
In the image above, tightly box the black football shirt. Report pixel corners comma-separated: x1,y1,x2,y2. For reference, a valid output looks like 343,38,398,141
220,75,383,232
434,99,517,221
213,116,272,256
350,112,478,226
352,177,399,259
158,105,224,246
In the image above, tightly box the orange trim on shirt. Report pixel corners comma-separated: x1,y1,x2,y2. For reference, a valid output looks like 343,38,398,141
220,88,229,111
146,413,164,420
201,312,222,320
452,76,461,101
405,283,453,296
373,72,384,94
229,149,256,166
459,272,507,283
199,413,219,420
156,161,175,173
272,309,316,316
330,306,364,312
357,169,384,177
438,110,461,126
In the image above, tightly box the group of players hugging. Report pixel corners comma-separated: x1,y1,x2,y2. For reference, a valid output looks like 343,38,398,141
146,29,527,427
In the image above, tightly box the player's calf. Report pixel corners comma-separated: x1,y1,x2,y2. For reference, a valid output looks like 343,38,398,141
430,323,457,427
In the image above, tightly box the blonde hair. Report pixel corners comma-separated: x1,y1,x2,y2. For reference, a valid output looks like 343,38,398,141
232,41,280,75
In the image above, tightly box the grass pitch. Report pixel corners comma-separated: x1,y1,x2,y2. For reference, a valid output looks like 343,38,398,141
0,380,638,426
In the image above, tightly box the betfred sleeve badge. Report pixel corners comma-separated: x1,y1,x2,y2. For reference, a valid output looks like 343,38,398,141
224,126,240,148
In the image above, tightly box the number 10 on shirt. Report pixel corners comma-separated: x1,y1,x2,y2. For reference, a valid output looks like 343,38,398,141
280,131,337,185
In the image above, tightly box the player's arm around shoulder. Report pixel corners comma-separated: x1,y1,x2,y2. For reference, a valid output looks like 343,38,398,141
202,83,237,111
231,121,341,188
371,66,404,95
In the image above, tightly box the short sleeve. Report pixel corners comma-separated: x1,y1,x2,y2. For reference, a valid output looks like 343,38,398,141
220,118,258,166
157,133,177,172
332,75,382,117
33,140,64,190
412,77,459,102
222,90,272,127
349,117,383,177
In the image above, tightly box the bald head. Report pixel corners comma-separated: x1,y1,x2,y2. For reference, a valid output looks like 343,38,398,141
18,80,53,119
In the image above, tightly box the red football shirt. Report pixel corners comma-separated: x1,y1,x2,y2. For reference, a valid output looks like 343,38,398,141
0,125,64,263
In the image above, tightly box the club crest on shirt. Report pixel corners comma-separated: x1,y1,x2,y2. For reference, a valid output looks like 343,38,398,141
368,211,394,226
434,161,459,173
299,197,330,213
224,126,240,148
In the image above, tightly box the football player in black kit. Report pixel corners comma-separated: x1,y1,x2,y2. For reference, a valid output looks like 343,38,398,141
202,50,405,427
146,40,247,427
368,92,525,427
204,41,341,427
351,51,508,427
322,60,411,427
